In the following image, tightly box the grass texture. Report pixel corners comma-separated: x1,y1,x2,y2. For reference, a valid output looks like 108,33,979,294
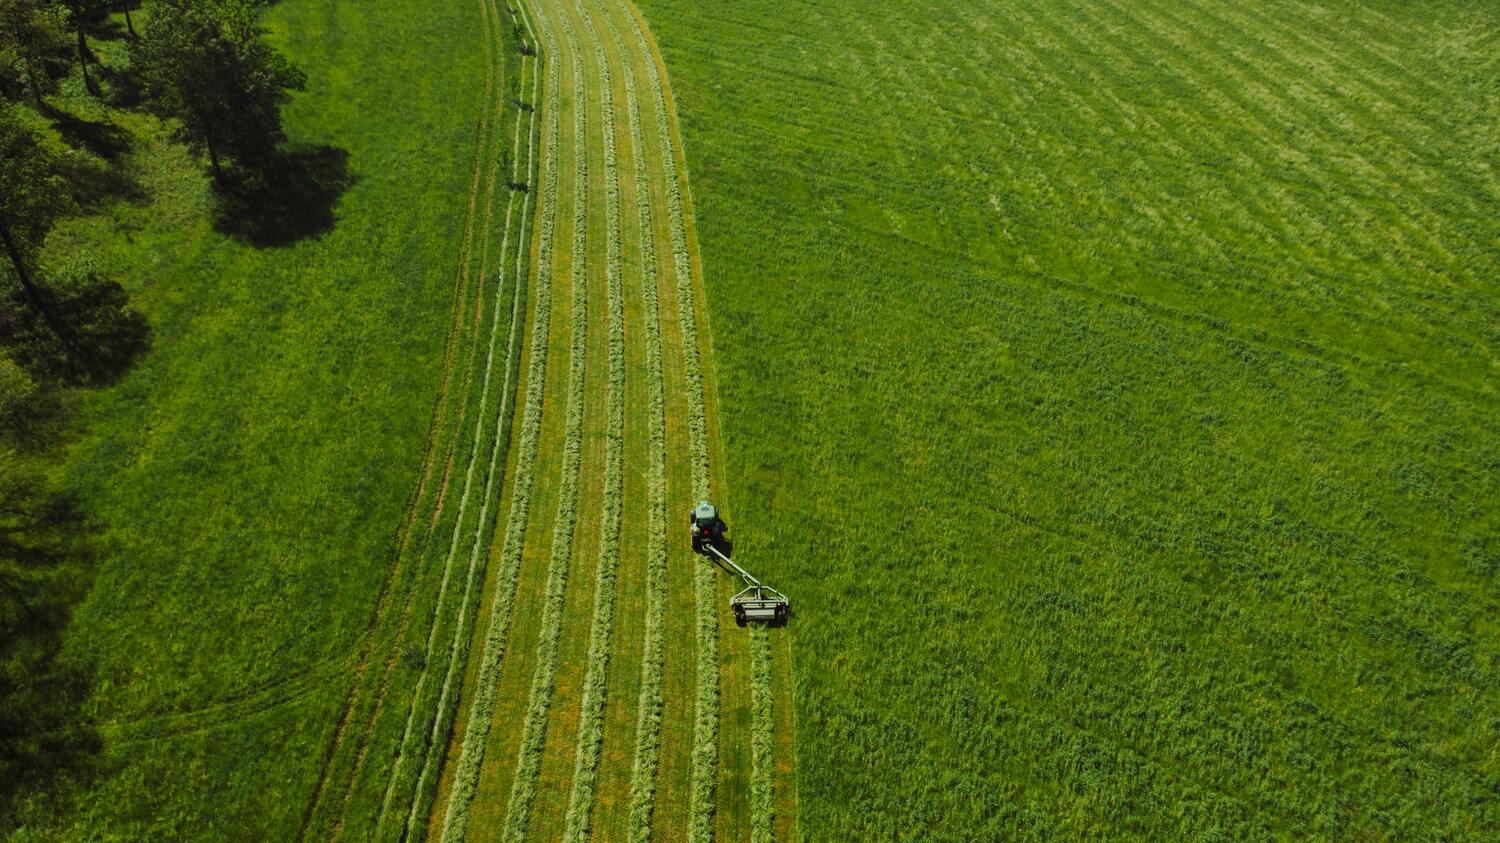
635,0,1500,837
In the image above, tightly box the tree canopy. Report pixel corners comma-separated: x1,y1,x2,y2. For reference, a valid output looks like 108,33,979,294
132,0,306,180
0,1,72,105
0,106,67,256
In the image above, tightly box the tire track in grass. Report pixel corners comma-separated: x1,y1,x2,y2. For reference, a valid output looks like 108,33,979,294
497,2,592,837
301,0,512,834
559,0,626,833
370,1,544,833
593,3,669,838
61,650,361,748
436,2,565,835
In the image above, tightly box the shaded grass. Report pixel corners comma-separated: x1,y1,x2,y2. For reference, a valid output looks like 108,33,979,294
8,0,497,837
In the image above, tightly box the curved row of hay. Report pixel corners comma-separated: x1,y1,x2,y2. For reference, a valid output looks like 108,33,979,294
434,2,563,836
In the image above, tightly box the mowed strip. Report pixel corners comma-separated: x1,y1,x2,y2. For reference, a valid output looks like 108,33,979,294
295,0,545,837
296,0,527,836
603,2,798,840
427,0,799,840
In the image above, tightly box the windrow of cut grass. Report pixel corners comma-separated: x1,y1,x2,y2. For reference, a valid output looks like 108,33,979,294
497,4,593,838
435,2,564,838
559,0,628,835
749,625,775,843
594,3,672,838
615,6,721,837
361,2,542,836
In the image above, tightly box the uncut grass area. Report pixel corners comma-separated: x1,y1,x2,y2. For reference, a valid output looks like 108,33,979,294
8,0,496,837
636,0,1500,838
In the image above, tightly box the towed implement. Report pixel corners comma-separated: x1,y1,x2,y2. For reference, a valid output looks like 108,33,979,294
689,500,790,627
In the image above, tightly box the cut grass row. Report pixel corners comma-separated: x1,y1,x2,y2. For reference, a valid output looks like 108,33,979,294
559,0,628,835
496,0,593,835
749,626,775,843
612,6,722,838
367,1,542,834
595,2,671,837
435,0,563,837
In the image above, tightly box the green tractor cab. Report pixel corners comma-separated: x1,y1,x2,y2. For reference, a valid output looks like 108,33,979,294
689,500,727,554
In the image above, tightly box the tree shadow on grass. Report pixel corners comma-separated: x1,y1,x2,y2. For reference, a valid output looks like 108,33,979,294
87,15,132,43
0,278,152,388
42,106,132,162
0,490,101,830
53,154,147,213
39,107,147,212
96,62,142,109
213,144,355,248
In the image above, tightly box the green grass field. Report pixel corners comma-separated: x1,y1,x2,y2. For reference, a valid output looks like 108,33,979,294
12,0,797,839
634,0,1500,837
7,0,498,836
10,0,1498,839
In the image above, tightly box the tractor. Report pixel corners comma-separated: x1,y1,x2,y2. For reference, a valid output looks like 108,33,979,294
688,499,790,627
689,500,727,555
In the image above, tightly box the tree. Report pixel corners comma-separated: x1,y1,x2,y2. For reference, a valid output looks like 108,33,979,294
132,0,305,184
0,0,71,105
0,108,86,364
118,0,135,38
60,0,108,97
